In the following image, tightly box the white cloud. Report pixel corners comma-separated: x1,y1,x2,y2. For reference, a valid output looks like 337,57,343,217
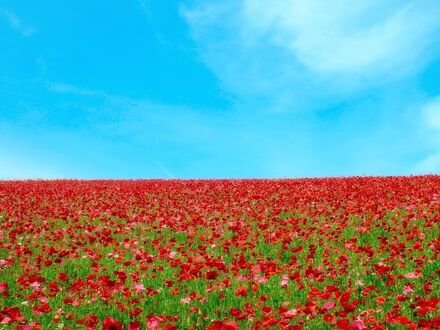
2,10,37,37
182,0,440,107
242,0,440,76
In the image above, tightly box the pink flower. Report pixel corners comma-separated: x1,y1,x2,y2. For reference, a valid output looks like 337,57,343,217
356,226,367,233
283,309,298,318
147,316,160,329
322,301,335,310
30,282,41,291
0,282,7,293
404,271,422,279
16,326,32,330
255,276,268,284
252,265,262,275
132,283,145,293
180,297,191,304
352,318,367,329
403,285,414,295
281,275,289,288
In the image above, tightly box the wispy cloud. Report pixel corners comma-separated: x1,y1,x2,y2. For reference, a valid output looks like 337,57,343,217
46,82,105,97
2,10,37,37
45,81,218,144
182,0,440,109
41,80,313,178
181,0,440,175
242,1,440,76
137,0,152,17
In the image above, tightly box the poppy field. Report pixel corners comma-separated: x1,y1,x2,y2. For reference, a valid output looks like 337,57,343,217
0,177,439,329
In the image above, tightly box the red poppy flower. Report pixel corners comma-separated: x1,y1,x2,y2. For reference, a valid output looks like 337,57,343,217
102,317,123,330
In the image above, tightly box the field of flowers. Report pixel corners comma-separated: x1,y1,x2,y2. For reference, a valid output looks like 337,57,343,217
0,177,439,329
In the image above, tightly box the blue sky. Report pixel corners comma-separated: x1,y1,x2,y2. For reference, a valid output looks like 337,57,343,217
1,0,440,179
